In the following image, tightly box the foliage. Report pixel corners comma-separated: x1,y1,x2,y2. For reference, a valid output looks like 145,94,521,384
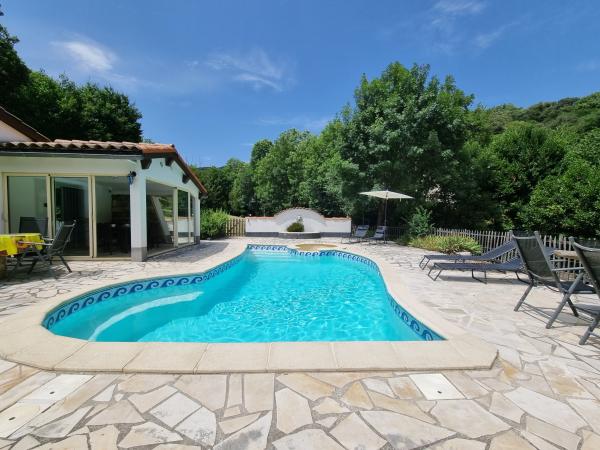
286,222,305,232
0,7,29,104
520,129,600,236
407,207,433,238
478,122,571,230
339,63,476,225
408,235,482,254
0,13,142,141
200,209,230,239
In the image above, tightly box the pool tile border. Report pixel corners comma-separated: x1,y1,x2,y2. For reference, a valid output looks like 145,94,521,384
0,241,498,373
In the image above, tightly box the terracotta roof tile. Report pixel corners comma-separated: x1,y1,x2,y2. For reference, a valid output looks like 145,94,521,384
0,139,207,194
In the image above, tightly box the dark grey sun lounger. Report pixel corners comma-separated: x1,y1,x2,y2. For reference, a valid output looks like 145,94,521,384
342,225,369,243
428,257,523,283
419,241,516,269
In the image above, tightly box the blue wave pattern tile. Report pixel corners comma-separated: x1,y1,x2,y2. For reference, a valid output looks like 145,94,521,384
43,254,244,329
44,244,442,341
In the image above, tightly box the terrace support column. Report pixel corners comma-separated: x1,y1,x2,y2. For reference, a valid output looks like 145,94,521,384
130,171,147,261
194,196,201,243
0,175,5,234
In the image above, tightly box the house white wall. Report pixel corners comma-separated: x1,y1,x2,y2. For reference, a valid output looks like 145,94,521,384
0,121,31,142
0,155,202,260
246,208,351,236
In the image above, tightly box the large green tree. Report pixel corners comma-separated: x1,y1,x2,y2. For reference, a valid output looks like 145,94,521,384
339,63,477,226
520,129,600,236
479,122,571,229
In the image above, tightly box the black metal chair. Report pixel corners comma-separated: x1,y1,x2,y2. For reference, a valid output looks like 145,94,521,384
19,216,49,237
512,231,595,328
420,240,516,269
10,221,76,276
570,238,600,344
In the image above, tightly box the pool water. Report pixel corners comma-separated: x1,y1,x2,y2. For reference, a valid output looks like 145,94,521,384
49,248,438,342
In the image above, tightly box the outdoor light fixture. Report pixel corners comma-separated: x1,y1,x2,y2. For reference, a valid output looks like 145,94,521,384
128,171,137,185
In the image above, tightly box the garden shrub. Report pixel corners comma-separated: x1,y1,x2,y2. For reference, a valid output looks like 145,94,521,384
408,235,482,254
286,222,305,232
201,209,230,238
407,206,433,238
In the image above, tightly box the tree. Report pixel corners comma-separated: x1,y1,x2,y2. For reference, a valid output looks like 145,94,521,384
0,14,142,141
479,122,570,229
250,139,273,167
521,129,600,236
340,62,475,226
0,6,30,104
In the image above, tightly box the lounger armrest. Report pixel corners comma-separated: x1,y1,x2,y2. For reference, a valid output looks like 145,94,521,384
551,266,584,272
18,241,51,246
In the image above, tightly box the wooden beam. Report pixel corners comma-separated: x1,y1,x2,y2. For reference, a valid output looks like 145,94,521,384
141,158,152,170
182,174,190,184
165,156,175,167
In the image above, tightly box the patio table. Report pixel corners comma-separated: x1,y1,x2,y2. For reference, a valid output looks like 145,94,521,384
0,233,43,278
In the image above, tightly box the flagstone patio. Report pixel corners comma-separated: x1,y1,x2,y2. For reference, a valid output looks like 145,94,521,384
0,238,599,449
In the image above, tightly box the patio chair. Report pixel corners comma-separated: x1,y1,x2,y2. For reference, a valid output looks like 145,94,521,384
10,221,76,276
342,225,369,243
428,257,523,283
512,232,595,328
419,240,516,269
569,237,600,344
367,226,387,244
19,216,49,237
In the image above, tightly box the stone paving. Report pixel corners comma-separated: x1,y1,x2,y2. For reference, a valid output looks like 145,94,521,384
0,238,599,449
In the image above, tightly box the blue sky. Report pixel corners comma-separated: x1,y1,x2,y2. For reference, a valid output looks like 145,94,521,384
3,0,600,166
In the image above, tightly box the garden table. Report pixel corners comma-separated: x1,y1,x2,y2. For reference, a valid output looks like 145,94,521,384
0,233,44,278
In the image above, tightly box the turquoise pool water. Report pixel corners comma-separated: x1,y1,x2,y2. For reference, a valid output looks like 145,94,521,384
47,246,441,342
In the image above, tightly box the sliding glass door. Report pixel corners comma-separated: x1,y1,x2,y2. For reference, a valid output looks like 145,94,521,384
52,177,91,256
6,176,49,235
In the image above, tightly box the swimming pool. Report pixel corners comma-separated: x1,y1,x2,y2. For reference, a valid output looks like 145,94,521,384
44,245,442,343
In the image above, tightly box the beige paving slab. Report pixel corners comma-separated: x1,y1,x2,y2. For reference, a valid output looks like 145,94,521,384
277,373,335,401
275,388,312,433
124,343,206,373
175,375,227,411
243,374,274,412
219,413,260,435
118,374,176,393
89,425,119,450
505,387,587,433
150,393,200,428
195,343,268,372
175,407,217,447
129,385,176,413
269,342,336,371
54,342,143,372
331,413,386,450
5,335,86,370
431,399,511,438
360,410,455,449
333,342,402,370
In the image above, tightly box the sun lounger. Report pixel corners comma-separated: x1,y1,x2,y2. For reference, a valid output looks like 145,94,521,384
428,257,523,283
419,241,516,269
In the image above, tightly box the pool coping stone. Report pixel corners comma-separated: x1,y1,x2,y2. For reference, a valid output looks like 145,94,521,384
0,241,497,373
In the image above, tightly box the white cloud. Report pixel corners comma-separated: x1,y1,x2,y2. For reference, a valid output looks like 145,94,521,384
257,115,332,132
206,48,293,92
577,60,600,71
53,39,116,72
434,0,486,16
474,21,518,49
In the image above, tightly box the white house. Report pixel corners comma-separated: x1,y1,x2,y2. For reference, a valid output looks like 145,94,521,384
0,106,206,261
